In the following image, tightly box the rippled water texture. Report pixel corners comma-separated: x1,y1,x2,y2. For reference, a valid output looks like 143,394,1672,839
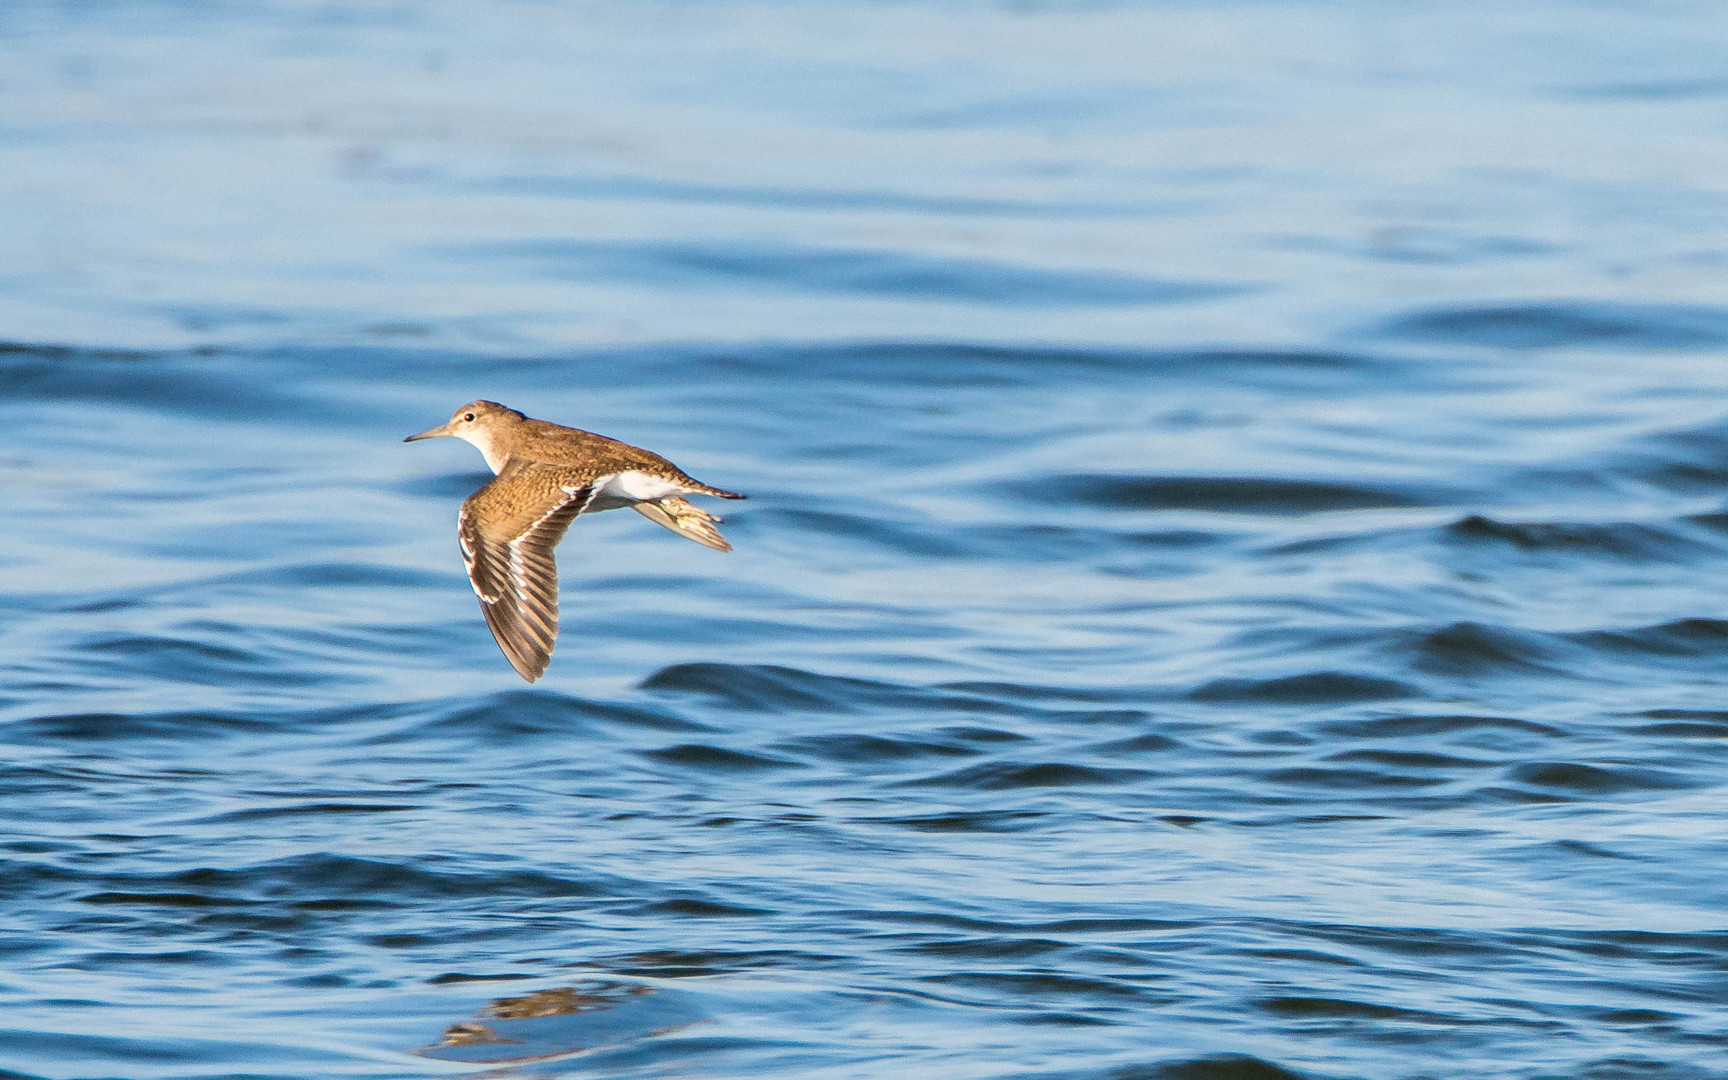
5,2,1728,1077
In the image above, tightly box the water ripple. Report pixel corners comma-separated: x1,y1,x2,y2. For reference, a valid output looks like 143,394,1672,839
7,3,1728,1077
1376,303,1728,350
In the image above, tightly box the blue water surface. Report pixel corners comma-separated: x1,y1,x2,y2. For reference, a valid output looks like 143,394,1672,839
3,2,1728,1077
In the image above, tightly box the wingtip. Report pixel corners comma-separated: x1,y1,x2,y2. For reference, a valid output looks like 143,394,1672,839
507,652,549,683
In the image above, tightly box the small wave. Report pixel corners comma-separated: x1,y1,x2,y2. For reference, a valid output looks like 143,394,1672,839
1319,714,1564,740
8,710,269,743
398,470,497,499
765,507,968,559
772,733,981,763
1015,1053,1308,1080
1091,733,1185,754
925,970,1160,1002
637,341,1388,394
582,663,1115,741
195,803,420,824
642,662,915,712
1190,672,1418,705
1560,77,1728,101
1541,839,1639,861
68,853,626,908
1375,302,1728,350
0,765,94,804
392,690,705,744
1569,618,1728,660
860,809,1049,833
238,562,451,590
1256,994,1457,1024
1258,766,1446,791
65,564,448,611
900,936,1069,960
0,344,347,423
1284,227,1556,266
935,679,1122,705
1409,622,1569,677
1294,922,1501,960
478,169,1143,219
602,947,838,977
632,896,772,918
78,891,234,908
449,239,1238,308
1017,474,1439,515
859,911,1194,936
1445,514,1711,562
1518,417,1728,499
904,761,1150,790
781,517,1230,563
1325,748,1496,771
640,743,802,771
79,633,332,688
1631,710,1728,738
936,725,1034,744
1146,1054,1310,1080
1504,761,1695,796
0,1028,214,1070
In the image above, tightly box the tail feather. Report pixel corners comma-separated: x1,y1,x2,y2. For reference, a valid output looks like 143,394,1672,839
688,481,746,500
634,497,732,551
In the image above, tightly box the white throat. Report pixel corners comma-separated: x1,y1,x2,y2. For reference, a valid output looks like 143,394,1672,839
456,428,510,474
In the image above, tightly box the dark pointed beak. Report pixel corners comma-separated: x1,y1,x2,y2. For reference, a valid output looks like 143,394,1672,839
404,423,453,442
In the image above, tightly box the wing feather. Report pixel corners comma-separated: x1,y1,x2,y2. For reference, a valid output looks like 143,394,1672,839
459,465,598,681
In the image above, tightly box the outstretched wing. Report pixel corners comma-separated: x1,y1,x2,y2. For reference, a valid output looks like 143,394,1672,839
458,462,599,681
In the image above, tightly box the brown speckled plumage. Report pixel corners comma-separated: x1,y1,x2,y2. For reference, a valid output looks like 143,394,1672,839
407,400,744,681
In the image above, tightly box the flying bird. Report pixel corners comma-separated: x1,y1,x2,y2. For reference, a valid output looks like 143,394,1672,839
406,400,744,681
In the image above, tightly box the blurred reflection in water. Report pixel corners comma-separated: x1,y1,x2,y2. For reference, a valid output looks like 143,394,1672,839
422,984,703,1064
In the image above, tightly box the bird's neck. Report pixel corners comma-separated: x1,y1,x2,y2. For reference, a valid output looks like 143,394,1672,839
457,428,512,474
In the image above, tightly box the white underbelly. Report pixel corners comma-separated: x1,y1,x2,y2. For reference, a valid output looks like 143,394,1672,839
584,469,688,511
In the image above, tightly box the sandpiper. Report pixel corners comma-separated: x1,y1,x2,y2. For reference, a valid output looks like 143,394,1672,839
406,400,744,682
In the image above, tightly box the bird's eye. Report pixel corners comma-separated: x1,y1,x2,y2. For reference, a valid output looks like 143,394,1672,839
463,413,475,422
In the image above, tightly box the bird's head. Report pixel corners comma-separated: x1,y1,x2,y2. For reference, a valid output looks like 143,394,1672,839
404,400,526,473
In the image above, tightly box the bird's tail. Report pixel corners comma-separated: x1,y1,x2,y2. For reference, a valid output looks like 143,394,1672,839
634,497,733,551
686,480,746,500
